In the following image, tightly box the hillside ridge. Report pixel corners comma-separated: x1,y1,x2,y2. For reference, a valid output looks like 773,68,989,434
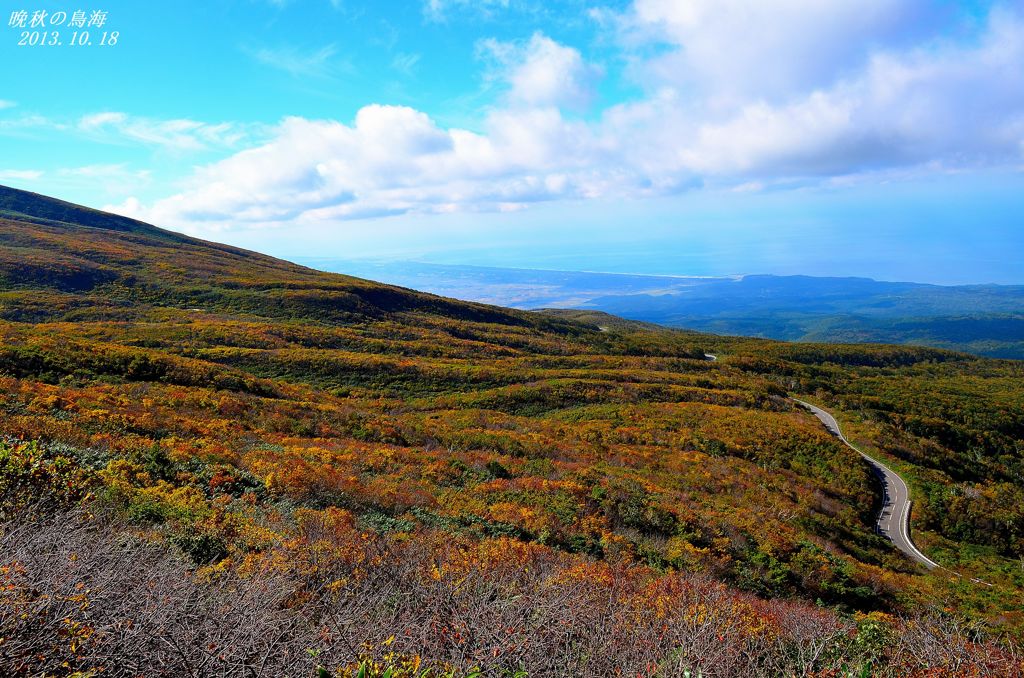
0,184,584,332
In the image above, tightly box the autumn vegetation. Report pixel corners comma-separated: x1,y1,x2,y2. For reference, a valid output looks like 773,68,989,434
1,186,1022,676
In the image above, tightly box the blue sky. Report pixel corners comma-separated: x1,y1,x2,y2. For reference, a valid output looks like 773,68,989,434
2,0,1023,284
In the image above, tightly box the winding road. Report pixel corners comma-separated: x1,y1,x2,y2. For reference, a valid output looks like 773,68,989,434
792,399,939,569
705,354,998,583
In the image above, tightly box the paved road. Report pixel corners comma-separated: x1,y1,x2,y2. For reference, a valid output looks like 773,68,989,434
793,399,939,570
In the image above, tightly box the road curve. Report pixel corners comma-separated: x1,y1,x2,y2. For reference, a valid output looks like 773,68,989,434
793,399,939,570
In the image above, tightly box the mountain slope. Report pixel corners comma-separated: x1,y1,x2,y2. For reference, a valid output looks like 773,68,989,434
0,186,1022,674
0,186,587,333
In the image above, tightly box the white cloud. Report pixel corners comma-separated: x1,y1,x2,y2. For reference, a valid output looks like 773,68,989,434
111,4,1024,233
0,110,251,152
77,112,252,151
424,0,513,22
0,169,43,181
621,0,933,104
2,165,150,207
422,0,570,22
480,32,601,109
0,100,15,110
0,113,57,135
0,164,150,200
392,52,421,76
57,163,151,187
108,103,605,231
669,7,1024,177
244,43,349,78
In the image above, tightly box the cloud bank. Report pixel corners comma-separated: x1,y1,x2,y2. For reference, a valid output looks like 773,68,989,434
109,1,1024,232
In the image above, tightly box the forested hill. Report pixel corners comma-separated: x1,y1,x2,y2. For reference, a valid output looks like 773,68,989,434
1,185,1022,675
